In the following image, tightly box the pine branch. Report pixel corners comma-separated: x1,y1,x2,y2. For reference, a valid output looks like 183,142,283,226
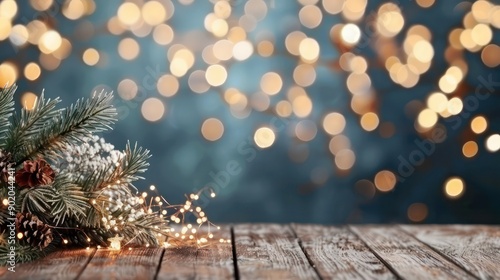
19,187,54,222
0,85,16,143
50,175,90,226
16,92,117,164
80,141,150,192
4,92,61,156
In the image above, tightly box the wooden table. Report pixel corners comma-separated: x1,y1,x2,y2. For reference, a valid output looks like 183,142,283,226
1,224,499,279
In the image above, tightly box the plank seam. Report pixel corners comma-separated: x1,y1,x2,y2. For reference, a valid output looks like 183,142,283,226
153,248,166,280
289,223,324,280
74,248,98,280
347,226,403,280
230,225,240,280
398,225,480,280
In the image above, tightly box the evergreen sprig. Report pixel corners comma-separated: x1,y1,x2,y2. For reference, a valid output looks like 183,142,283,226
15,91,116,164
0,85,16,142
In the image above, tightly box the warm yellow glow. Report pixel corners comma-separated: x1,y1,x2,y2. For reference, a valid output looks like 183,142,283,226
17,232,23,239
233,40,254,61
335,149,356,170
416,0,435,8
108,235,123,250
413,40,434,63
0,17,11,41
260,72,283,95
276,100,292,117
9,24,29,46
205,64,227,87
407,203,428,222
299,38,320,63
322,0,344,14
295,120,317,142
39,30,62,54
118,2,141,25
285,31,307,56
117,79,138,101
439,74,458,94
141,98,165,122
82,48,100,66
24,62,41,81
323,112,346,135
39,53,61,71
293,64,316,87
427,92,448,113
471,116,488,134
142,1,166,26
21,92,37,110
254,127,276,148
341,23,361,45
417,109,438,129
444,177,465,198
360,112,379,131
153,24,174,45
486,134,500,152
53,38,72,60
350,56,368,74
481,44,500,68
471,24,492,46
0,0,17,19
211,19,229,37
447,97,463,115
63,0,85,20
374,170,396,192
329,135,350,155
30,0,53,11
0,62,17,86
214,0,232,19
201,118,224,141
299,5,323,29
376,3,404,37
292,95,313,117
462,141,478,158
257,40,274,57
118,38,140,60
157,74,179,97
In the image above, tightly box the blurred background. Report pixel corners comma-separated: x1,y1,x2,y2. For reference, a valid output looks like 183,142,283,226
1,0,499,224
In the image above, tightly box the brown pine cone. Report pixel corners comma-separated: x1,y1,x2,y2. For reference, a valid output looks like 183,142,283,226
16,212,54,249
15,159,55,188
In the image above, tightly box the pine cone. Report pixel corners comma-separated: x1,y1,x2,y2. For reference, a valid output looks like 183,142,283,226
0,150,13,184
16,213,53,249
15,159,55,188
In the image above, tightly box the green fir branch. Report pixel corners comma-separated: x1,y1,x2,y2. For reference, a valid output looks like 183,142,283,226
0,85,16,143
4,92,61,155
50,175,90,226
16,92,117,164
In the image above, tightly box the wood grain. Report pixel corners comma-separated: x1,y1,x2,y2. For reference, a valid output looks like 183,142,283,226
78,247,164,280
233,224,319,280
402,225,500,279
350,225,475,279
292,224,395,280
157,226,234,280
0,248,95,280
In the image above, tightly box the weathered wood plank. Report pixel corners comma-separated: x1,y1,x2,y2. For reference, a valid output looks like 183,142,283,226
234,224,319,280
157,226,234,280
402,225,500,280
350,225,475,280
78,247,163,280
0,248,95,280
291,224,395,280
